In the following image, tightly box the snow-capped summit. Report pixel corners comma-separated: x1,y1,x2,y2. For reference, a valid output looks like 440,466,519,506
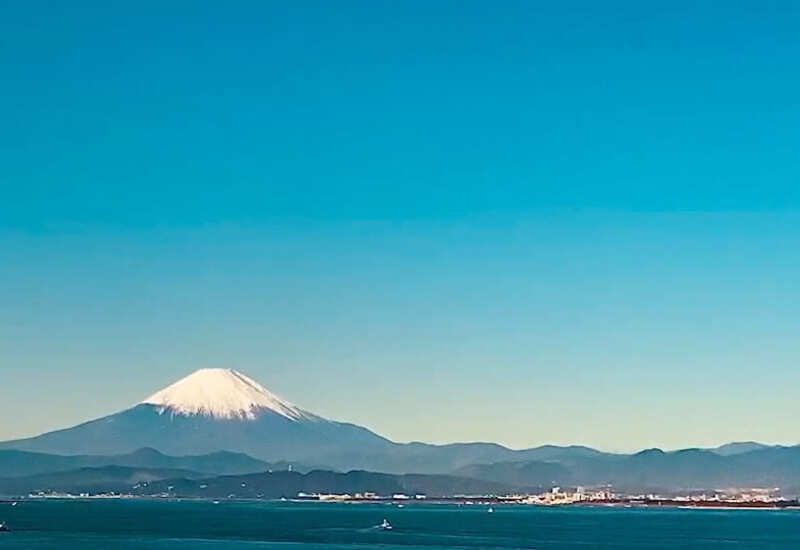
0,367,392,462
141,368,312,421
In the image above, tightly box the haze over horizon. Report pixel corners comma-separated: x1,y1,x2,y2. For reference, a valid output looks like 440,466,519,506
3,1,800,452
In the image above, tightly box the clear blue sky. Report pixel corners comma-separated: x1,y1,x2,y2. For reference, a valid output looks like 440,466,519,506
2,1,800,451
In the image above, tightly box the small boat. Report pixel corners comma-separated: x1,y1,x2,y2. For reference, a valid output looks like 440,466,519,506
380,518,393,530
0,522,9,532
488,506,494,513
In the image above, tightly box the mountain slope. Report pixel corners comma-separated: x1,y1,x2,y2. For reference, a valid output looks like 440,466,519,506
0,402,392,461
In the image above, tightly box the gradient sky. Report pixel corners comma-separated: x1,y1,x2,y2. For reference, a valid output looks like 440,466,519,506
2,1,800,451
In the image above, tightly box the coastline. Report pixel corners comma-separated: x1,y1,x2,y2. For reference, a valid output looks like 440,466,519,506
12,495,800,511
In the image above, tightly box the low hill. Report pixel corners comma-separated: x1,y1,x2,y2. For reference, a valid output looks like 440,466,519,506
0,447,276,478
135,469,520,498
0,467,519,498
0,466,203,496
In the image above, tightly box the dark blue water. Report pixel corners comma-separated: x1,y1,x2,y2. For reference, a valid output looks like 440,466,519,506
2,500,800,549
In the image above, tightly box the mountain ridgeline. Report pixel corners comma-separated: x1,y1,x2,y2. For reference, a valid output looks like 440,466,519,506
1,369,797,494
0,369,612,474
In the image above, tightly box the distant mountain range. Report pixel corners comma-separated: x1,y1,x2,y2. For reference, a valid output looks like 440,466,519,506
0,369,796,493
3,443,799,497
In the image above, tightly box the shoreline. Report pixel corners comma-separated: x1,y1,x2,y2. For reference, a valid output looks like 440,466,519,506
11,495,800,511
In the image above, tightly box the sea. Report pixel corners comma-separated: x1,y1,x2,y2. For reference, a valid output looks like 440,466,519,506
2,499,800,549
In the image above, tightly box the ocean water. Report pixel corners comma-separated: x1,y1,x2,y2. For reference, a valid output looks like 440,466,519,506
2,500,800,549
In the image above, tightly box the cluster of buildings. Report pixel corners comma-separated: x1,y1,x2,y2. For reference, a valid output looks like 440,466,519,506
502,487,799,508
620,488,788,507
675,488,782,504
295,487,614,505
511,487,614,506
297,492,427,501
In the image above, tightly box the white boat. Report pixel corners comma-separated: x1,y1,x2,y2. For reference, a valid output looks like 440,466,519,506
488,506,494,513
380,518,393,530
0,522,9,532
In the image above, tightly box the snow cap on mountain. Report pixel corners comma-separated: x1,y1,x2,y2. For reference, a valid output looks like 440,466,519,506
141,368,311,421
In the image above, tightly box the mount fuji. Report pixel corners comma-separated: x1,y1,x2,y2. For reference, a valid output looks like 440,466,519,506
0,369,393,466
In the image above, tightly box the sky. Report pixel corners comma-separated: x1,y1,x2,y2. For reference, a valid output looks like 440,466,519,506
2,1,800,452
